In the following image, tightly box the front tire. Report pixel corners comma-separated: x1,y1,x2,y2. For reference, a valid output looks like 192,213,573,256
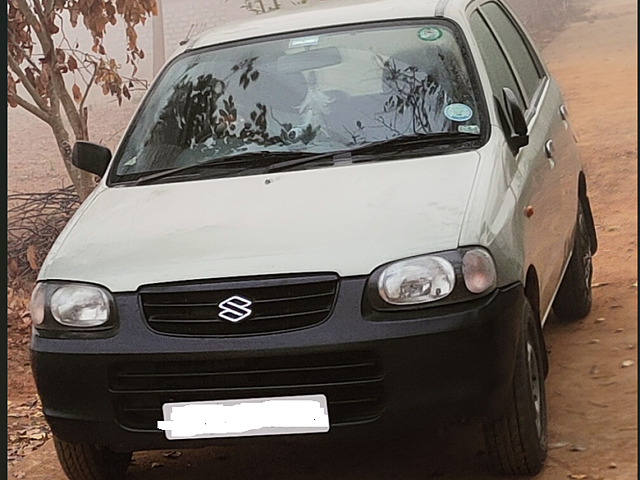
53,436,132,480
553,199,594,321
482,300,547,475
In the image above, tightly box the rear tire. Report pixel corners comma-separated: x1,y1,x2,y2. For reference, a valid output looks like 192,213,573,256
482,300,547,475
553,200,593,321
53,436,131,480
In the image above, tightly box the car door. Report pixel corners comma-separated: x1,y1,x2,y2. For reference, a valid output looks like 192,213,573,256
468,2,574,322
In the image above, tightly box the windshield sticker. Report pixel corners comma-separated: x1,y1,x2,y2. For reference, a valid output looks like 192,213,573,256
458,125,481,134
444,103,474,122
123,156,137,166
289,36,320,48
417,27,443,41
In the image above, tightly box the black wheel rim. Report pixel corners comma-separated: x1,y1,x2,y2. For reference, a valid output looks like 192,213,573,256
578,208,593,291
526,341,543,441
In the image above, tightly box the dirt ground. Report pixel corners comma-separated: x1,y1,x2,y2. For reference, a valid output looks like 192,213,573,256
6,0,637,477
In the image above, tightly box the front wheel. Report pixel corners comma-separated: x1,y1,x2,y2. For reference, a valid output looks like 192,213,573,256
482,300,547,475
53,436,132,480
553,199,594,321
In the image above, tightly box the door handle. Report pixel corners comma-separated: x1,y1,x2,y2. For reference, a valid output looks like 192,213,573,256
545,140,555,169
559,105,569,121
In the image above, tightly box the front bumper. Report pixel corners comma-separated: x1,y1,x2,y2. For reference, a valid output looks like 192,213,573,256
31,279,525,452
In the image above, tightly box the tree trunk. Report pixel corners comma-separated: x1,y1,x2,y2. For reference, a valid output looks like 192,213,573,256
49,115,96,201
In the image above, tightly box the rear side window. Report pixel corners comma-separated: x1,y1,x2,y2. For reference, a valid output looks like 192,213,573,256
480,2,544,104
469,11,524,111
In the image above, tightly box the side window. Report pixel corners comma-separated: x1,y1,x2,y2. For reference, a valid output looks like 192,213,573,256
469,11,525,113
480,2,544,104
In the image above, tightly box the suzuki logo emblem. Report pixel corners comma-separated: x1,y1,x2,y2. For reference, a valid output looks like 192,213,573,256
218,296,253,323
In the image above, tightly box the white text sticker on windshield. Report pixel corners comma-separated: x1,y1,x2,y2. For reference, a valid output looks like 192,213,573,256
289,36,320,48
458,125,480,134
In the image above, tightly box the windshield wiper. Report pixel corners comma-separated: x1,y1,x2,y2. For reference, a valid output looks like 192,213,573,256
256,132,481,174
134,132,480,184
353,131,481,154
134,150,306,185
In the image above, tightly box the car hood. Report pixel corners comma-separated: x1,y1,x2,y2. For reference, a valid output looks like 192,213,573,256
40,153,480,292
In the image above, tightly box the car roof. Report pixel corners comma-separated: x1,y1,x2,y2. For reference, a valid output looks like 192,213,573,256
183,0,472,54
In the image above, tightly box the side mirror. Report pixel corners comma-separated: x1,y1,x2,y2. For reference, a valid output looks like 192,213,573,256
502,87,529,151
72,141,112,177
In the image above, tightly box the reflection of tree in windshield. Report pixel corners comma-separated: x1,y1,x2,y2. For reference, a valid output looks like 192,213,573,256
148,57,283,160
378,59,453,135
115,32,481,179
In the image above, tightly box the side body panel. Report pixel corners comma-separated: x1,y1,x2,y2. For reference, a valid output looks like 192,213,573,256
458,0,582,321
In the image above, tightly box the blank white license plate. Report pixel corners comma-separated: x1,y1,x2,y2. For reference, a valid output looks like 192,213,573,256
158,394,330,440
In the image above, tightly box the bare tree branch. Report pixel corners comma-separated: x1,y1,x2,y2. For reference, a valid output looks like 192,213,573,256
14,0,51,60
7,50,51,113
31,0,49,31
55,12,90,86
10,92,52,124
15,0,84,138
7,32,42,75
44,0,55,16
78,63,99,113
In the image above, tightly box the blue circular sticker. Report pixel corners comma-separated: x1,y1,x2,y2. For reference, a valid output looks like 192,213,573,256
444,103,474,122
417,27,443,41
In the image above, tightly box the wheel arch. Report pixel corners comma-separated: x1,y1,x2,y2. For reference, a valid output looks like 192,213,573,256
578,171,598,254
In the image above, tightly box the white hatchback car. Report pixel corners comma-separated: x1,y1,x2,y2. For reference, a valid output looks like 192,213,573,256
31,0,597,478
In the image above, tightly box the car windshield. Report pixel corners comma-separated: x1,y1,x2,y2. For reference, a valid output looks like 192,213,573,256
111,21,485,184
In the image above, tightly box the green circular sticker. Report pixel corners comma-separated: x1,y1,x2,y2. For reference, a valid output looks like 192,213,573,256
417,27,443,41
444,103,474,122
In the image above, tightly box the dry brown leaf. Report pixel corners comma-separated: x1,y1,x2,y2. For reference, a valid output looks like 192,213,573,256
67,55,78,71
8,258,19,277
569,444,587,452
548,441,569,449
26,245,38,271
72,83,82,104
163,451,182,458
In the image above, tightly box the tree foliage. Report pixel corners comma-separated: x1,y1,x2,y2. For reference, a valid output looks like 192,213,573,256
7,0,157,199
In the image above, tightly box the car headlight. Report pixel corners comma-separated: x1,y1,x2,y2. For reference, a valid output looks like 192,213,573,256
30,282,115,331
50,285,111,327
378,256,456,305
29,283,46,326
369,248,498,309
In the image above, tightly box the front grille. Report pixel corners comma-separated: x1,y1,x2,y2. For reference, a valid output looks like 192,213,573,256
109,352,385,431
140,274,338,336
